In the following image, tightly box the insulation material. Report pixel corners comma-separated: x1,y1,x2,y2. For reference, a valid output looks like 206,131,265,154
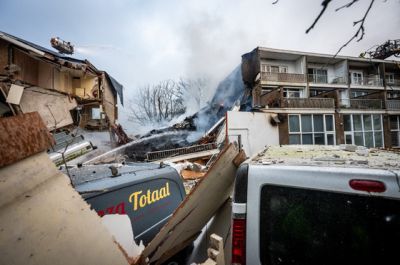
19,86,77,130
6,84,24,104
136,143,245,265
0,151,129,265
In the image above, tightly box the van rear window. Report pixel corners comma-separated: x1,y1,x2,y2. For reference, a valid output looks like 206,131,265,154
260,185,400,265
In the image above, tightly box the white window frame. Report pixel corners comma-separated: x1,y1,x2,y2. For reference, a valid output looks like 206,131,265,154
351,90,368,98
350,71,363,85
343,114,384,148
283,88,303,98
385,73,395,84
261,64,288,73
388,91,400,99
309,68,328,83
288,114,336,145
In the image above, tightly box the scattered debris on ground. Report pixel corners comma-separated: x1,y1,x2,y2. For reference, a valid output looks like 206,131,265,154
135,143,245,265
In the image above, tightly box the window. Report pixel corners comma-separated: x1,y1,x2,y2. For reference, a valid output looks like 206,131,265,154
308,68,328,83
260,185,400,265
343,114,383,148
390,116,400,147
91,108,101,119
289,114,335,145
283,88,303,98
310,89,330,97
388,91,400,99
261,64,288,73
385,73,395,84
350,71,363,85
351,90,368,98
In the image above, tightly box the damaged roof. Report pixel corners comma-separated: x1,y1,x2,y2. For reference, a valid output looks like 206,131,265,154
0,30,124,105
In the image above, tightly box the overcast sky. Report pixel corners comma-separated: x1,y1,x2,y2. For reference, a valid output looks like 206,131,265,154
1,0,399,131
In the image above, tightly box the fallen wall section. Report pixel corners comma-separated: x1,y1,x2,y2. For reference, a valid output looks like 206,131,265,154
0,113,128,265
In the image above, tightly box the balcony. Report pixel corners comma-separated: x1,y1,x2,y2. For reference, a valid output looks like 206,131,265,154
308,74,347,85
261,72,306,83
387,100,400,110
340,99,384,109
351,75,383,87
281,98,335,108
386,79,400,87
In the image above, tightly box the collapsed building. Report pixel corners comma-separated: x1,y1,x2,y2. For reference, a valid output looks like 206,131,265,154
0,31,129,162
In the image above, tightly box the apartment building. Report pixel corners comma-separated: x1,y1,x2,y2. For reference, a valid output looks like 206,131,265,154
242,47,400,148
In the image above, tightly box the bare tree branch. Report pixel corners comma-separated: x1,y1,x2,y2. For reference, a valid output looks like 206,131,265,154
128,80,186,125
332,0,375,58
306,0,332,34
335,0,359,11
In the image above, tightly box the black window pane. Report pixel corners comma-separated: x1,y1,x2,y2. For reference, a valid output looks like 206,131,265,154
363,115,372,131
374,132,383,147
289,115,300,132
325,115,333,131
345,134,352,144
313,115,323,132
390,116,398,130
354,132,363,146
314,133,325,145
344,115,352,131
301,115,312,132
260,185,400,265
391,132,399,147
289,134,301,144
373,115,382,130
302,134,313,145
353,115,362,131
327,134,334,145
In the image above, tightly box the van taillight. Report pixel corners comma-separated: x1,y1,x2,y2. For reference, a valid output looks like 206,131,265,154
232,218,246,265
349,179,386,193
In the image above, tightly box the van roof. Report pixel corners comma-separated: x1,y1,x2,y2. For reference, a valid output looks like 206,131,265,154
251,145,400,170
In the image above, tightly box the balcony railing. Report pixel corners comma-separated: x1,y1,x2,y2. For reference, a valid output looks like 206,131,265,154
351,75,383,87
340,99,384,109
308,74,327,84
308,74,347,85
281,98,335,108
387,100,400,110
261,72,306,83
386,79,400,86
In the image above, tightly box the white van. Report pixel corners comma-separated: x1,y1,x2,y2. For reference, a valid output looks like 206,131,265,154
231,145,400,265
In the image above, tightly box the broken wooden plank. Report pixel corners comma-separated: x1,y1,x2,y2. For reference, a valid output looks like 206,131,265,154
137,143,245,265
0,112,54,168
